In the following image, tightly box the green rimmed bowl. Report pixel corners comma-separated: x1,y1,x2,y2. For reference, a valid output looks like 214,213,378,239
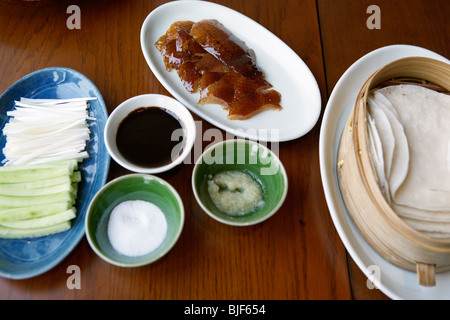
192,139,288,226
85,174,184,267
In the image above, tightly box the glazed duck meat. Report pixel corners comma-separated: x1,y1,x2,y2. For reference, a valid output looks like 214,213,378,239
155,19,282,120
190,19,262,80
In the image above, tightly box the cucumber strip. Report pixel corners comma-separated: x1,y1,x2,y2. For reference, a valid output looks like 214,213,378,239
71,171,81,183
0,181,73,197
0,191,74,208
0,169,80,190
71,183,79,199
0,202,73,221
0,159,78,172
0,175,72,189
0,209,76,229
0,166,73,183
0,221,71,239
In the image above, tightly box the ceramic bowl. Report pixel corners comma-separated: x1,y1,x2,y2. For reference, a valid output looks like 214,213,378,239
85,174,184,267
192,139,288,226
104,94,196,174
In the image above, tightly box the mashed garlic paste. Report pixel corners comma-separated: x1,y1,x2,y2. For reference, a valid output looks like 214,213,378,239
207,170,264,216
107,200,167,257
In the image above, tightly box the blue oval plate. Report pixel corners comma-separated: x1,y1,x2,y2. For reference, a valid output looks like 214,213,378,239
0,67,110,279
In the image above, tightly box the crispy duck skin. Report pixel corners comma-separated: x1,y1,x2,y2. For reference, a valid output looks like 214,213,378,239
155,19,282,120
190,19,263,80
227,89,282,120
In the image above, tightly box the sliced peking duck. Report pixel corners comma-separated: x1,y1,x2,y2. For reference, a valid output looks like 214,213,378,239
155,19,282,120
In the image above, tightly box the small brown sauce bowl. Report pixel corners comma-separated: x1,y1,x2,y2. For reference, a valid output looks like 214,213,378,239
104,94,196,173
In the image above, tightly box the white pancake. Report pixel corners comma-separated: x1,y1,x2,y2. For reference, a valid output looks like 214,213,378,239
367,84,450,238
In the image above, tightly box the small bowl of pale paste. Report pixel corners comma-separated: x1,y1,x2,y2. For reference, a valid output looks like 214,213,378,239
192,139,288,226
85,174,184,267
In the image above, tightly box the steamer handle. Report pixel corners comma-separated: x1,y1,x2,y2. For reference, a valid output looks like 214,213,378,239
416,263,436,287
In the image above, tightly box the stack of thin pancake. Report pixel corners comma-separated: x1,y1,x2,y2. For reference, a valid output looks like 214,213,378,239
367,84,450,239
155,19,282,120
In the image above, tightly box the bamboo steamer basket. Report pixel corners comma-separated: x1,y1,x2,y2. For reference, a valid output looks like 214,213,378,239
337,56,450,287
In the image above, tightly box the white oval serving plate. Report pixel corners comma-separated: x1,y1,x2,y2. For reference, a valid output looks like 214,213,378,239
140,0,321,142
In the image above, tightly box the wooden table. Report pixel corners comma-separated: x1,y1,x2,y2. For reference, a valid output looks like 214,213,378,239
0,0,448,301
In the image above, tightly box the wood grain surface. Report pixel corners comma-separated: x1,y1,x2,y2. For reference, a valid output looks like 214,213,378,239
0,0,447,300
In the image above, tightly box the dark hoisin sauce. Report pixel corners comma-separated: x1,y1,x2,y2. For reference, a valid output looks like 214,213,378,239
116,107,185,168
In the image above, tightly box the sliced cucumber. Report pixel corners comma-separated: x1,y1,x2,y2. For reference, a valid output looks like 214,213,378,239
0,166,74,183
0,202,73,221
0,191,74,208
0,209,76,229
0,221,71,239
71,171,81,183
0,159,81,238
0,181,73,197
0,175,72,189
0,160,78,184
0,159,78,172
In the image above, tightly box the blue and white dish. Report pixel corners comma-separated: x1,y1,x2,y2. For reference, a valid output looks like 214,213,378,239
0,67,110,279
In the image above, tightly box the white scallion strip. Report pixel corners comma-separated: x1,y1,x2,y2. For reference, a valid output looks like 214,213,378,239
20,97,96,104
2,97,96,166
